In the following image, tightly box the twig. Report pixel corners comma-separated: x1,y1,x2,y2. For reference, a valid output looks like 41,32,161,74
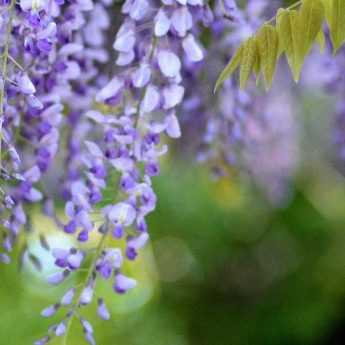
62,230,108,345
266,0,302,24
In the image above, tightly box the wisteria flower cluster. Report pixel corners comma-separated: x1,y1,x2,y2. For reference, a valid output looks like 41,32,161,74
3,0,343,344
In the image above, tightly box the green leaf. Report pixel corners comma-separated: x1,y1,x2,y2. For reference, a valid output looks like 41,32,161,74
316,29,326,53
321,0,332,17
256,24,279,90
277,9,286,56
214,0,340,93
324,0,345,53
239,37,257,89
300,0,325,56
276,9,303,82
253,48,261,86
214,45,243,93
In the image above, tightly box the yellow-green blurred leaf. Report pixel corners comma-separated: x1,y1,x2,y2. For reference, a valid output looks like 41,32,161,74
323,0,345,52
277,9,303,82
239,37,257,89
253,49,261,86
300,0,325,55
277,9,286,56
316,29,326,52
321,0,332,17
214,45,243,93
256,24,279,90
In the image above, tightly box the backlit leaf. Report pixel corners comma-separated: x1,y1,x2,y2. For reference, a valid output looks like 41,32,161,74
324,0,345,52
256,24,279,90
277,9,303,82
214,45,243,93
239,37,257,89
300,0,325,56
316,29,326,53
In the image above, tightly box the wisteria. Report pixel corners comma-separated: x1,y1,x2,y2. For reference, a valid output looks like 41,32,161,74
44,0,214,341
326,48,345,167
2,0,345,344
180,0,298,203
304,41,345,171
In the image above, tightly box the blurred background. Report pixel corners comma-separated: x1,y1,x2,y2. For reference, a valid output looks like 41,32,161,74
1,86,345,345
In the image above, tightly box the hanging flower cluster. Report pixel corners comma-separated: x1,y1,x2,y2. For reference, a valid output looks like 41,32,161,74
180,0,298,203
325,48,345,165
305,43,345,170
40,0,213,341
0,0,112,261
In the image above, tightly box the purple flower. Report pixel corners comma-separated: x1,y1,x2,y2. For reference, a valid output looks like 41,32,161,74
157,50,181,78
80,284,94,305
60,288,76,306
41,304,59,318
95,77,124,104
55,321,66,336
34,336,50,345
154,9,171,37
97,298,110,320
17,74,36,95
114,273,137,294
96,248,123,279
126,232,149,260
182,34,204,62
47,270,70,285
103,202,136,227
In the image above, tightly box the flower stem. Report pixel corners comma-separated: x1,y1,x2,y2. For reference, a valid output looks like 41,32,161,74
62,231,108,345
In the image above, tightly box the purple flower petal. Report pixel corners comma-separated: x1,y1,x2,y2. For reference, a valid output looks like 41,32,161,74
80,318,93,334
157,50,181,78
105,202,136,226
55,322,66,337
141,84,161,113
154,9,170,37
171,7,193,37
165,112,181,138
182,34,204,62
17,74,36,95
67,251,84,270
132,63,151,88
60,288,76,306
95,77,124,103
41,304,59,318
80,285,94,305
97,298,110,320
47,270,69,285
113,22,136,53
114,273,137,294
163,84,185,109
